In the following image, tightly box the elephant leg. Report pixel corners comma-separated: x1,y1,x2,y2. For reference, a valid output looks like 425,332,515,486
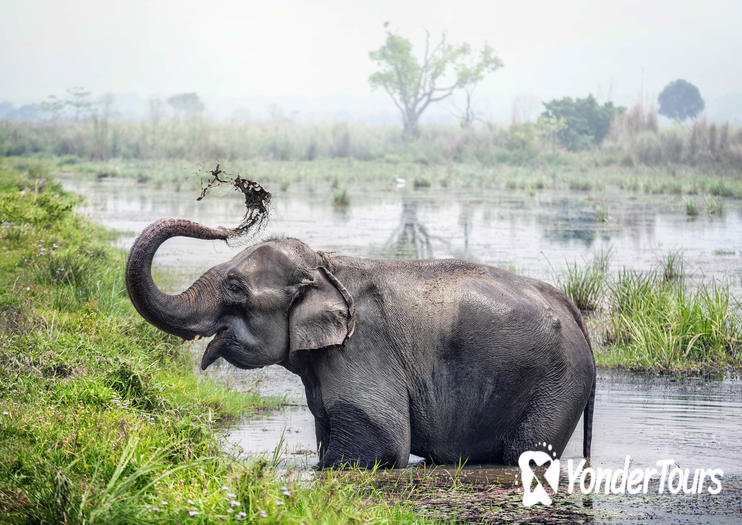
318,399,411,469
314,415,331,465
502,386,586,465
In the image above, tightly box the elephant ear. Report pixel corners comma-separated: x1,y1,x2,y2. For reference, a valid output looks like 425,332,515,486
289,267,355,353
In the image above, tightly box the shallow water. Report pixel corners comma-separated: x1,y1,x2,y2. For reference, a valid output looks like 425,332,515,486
62,174,742,478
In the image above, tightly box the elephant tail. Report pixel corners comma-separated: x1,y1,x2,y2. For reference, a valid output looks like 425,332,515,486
557,289,596,460
583,371,595,460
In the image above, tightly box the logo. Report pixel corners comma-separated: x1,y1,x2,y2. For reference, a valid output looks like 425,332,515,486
516,444,724,507
517,442,560,506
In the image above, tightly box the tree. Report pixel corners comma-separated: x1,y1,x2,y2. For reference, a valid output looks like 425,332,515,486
40,95,65,120
167,92,205,117
658,79,704,121
369,26,502,137
66,86,93,121
541,95,622,151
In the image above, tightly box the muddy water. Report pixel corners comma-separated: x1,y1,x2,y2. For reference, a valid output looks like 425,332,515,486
63,175,742,478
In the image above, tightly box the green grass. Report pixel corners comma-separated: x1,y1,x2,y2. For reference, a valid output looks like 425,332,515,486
685,198,699,216
557,247,741,373
0,160,425,523
658,250,684,282
705,195,724,215
597,269,740,373
9,155,742,205
558,248,611,312
332,187,350,207
3,116,742,173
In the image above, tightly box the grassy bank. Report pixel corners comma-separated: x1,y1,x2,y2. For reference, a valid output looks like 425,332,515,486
0,161,423,523
560,252,741,374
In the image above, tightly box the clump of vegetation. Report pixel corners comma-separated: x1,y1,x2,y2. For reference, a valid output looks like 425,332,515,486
540,95,623,151
559,249,611,312
594,203,608,223
333,187,350,207
685,198,699,216
705,195,724,215
0,161,421,523
658,250,684,282
413,175,431,189
601,270,740,372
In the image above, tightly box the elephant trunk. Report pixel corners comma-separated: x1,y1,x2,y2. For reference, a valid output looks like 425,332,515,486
125,218,229,340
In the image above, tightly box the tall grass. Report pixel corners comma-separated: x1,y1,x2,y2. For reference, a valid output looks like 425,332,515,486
604,104,742,168
3,115,742,172
601,270,740,372
559,248,612,312
604,271,739,372
557,247,741,373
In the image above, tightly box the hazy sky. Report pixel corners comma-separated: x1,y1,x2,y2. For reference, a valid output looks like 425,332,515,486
1,0,740,121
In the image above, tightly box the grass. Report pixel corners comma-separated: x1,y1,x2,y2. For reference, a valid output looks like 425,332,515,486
3,114,742,171
332,187,350,207
599,270,740,373
705,195,724,215
658,250,684,282
0,160,425,523
558,248,611,312
8,155,742,206
685,198,699,216
558,247,741,373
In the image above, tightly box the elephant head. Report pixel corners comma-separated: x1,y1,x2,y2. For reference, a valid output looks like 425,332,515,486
125,219,355,370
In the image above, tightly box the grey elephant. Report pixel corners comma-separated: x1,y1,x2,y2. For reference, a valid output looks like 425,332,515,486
126,218,596,468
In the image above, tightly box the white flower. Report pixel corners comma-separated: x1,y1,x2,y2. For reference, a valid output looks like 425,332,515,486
2,411,8,416
221,486,230,491
188,510,198,516
227,508,234,514
227,492,236,499
258,510,268,518
187,499,194,505
161,500,168,505
282,490,291,497
274,500,285,506
230,500,240,507
151,507,161,513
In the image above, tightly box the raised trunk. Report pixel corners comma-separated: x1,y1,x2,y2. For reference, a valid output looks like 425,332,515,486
125,218,229,339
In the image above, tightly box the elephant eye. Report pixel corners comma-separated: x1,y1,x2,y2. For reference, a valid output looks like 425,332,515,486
227,280,243,293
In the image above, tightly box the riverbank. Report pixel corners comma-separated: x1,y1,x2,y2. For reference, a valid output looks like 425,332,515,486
0,161,424,523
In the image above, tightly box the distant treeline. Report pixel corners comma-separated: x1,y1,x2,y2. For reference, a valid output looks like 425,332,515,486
1,106,741,170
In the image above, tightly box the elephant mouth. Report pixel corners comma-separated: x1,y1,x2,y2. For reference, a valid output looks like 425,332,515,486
200,326,231,370
199,324,263,371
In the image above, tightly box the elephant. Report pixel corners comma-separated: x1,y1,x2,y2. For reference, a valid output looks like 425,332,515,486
125,218,596,468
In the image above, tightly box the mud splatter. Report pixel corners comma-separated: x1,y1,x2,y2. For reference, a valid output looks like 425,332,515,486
197,163,271,238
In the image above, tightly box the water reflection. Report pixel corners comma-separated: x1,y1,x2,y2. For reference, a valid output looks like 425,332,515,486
383,199,434,258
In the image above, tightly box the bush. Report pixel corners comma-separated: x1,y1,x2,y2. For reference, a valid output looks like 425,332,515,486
541,95,623,151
